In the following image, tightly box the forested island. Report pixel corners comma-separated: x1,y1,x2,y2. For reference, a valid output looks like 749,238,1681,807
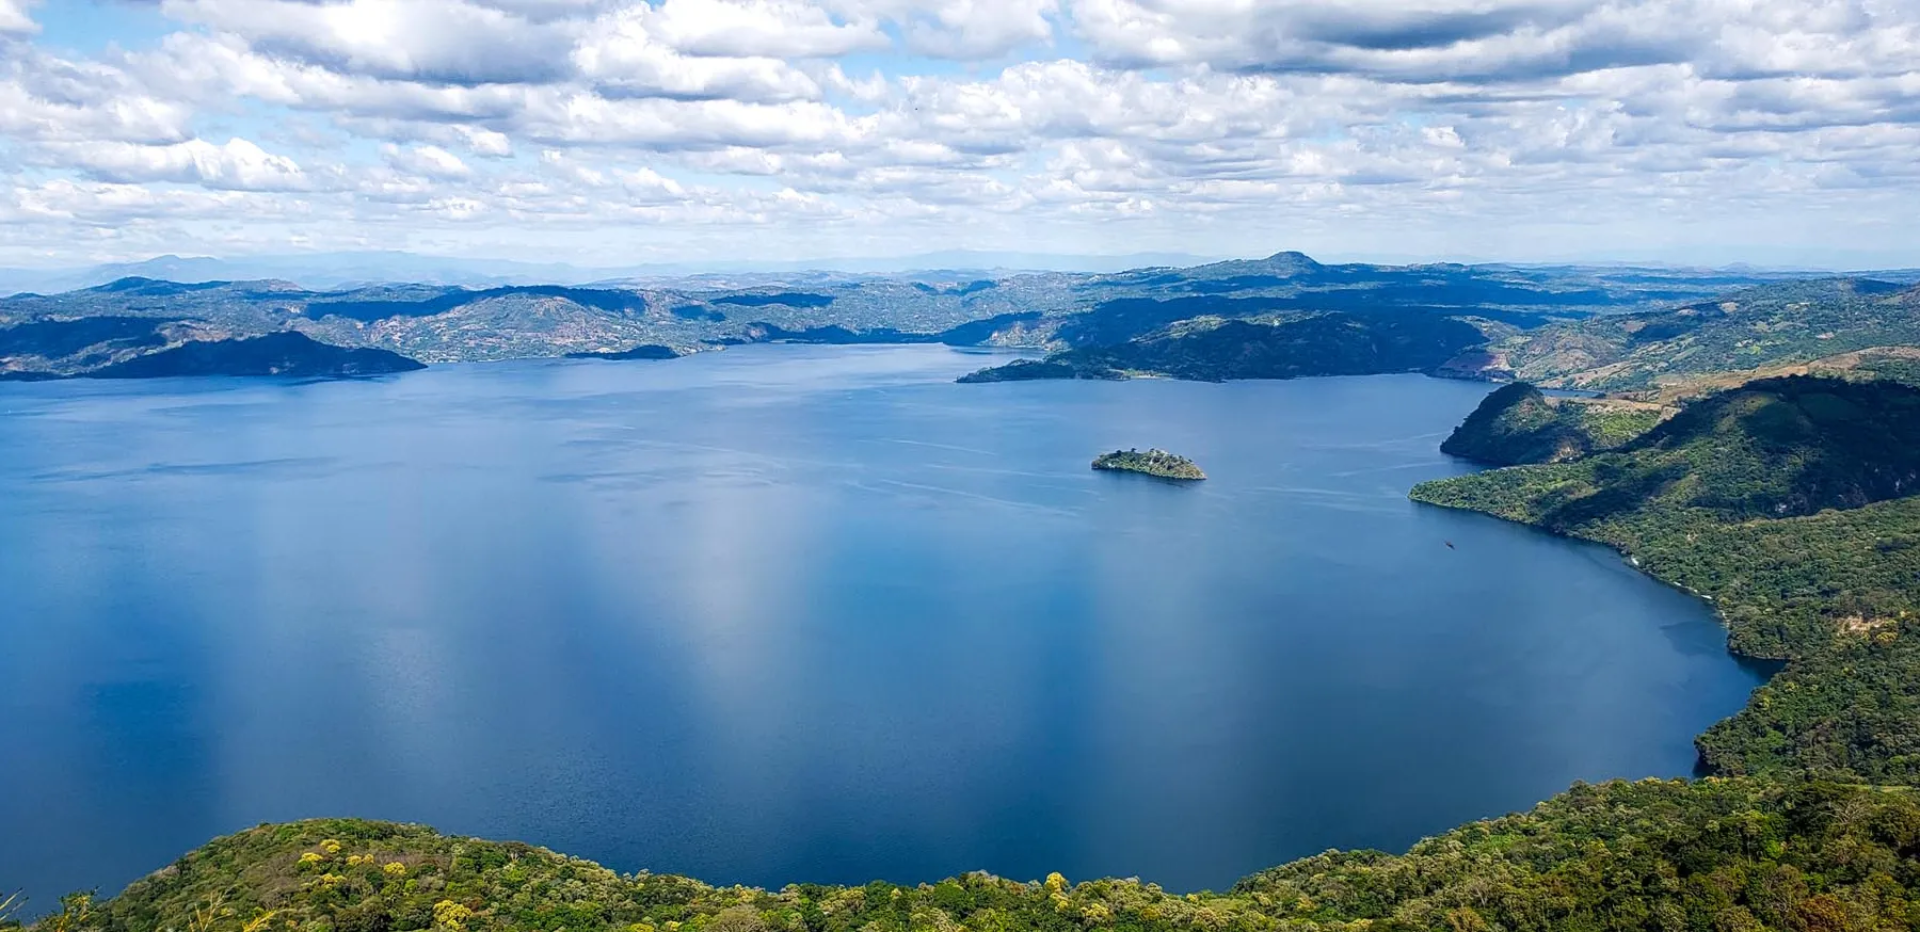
1093,448,1206,479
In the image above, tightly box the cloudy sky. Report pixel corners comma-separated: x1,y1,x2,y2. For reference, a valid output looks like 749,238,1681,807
1,0,1917,269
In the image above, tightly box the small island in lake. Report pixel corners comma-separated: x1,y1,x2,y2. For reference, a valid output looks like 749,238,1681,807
1092,448,1207,480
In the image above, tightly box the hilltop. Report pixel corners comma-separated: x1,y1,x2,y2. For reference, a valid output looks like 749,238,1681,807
1424,375,1920,526
1438,382,1664,466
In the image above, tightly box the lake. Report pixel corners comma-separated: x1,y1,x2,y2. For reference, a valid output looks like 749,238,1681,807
0,345,1764,908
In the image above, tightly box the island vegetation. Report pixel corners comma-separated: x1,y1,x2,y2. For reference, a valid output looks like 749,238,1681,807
1092,449,1206,480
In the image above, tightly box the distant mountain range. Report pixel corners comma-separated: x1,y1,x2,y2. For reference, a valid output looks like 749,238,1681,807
0,250,1230,294
4,249,1915,381
10,249,1917,296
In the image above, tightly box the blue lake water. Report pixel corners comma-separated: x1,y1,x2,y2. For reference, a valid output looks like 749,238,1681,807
0,345,1764,907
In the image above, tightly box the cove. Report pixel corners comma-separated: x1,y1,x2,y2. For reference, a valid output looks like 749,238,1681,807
0,345,1764,907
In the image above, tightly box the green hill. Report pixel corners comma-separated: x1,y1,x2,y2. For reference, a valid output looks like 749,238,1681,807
1467,279,1920,390
89,332,425,379
1414,375,1920,782
1424,376,1920,526
1,320,425,379
1439,383,1663,466
960,312,1487,383
26,778,1920,932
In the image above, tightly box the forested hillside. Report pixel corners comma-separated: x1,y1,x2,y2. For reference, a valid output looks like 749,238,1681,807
1466,279,1920,390
961,312,1489,382
1438,383,1663,466
1414,376,1920,781
20,779,1920,932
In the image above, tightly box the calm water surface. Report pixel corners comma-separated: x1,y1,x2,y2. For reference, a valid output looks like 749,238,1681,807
0,346,1763,906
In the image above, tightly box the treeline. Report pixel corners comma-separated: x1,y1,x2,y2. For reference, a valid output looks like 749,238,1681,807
28,778,1920,932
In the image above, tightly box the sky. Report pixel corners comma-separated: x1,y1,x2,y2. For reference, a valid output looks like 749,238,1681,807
1,0,1918,270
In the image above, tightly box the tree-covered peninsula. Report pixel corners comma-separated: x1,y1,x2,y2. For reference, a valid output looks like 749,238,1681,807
1414,375,1920,781
960,312,1488,384
0,320,425,379
1093,448,1206,479
1439,382,1664,466
563,344,683,361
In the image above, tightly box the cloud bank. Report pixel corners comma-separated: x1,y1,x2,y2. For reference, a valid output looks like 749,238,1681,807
1,0,1917,266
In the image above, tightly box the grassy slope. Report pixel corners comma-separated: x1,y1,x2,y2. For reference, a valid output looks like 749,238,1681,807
1414,376,1920,781
28,780,1920,932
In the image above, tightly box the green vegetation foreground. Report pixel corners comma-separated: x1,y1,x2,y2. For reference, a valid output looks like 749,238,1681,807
16,778,1920,932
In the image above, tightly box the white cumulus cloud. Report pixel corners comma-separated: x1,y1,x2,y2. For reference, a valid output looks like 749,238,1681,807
54,138,313,192
0,0,1917,267
159,0,579,84
384,143,473,179
0,0,37,35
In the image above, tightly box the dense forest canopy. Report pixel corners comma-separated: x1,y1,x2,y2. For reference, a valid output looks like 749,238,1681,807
19,779,1920,932
1416,375,1920,783
1437,383,1663,466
